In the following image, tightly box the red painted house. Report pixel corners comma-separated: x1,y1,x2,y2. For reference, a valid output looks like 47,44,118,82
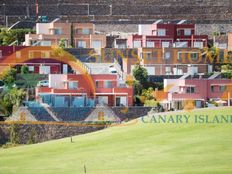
0,46,74,74
128,23,208,48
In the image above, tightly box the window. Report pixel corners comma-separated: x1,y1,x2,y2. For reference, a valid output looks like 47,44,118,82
177,30,181,36
184,29,192,36
16,51,21,59
96,81,100,88
104,81,112,88
162,42,170,48
194,42,203,48
146,41,154,48
116,96,127,106
76,29,82,34
69,81,78,89
92,41,102,49
219,85,226,92
165,67,171,75
117,43,126,49
77,41,86,48
186,87,195,94
0,50,2,58
82,28,90,35
28,66,34,72
211,86,215,92
133,41,142,48
165,51,171,60
54,28,62,35
176,42,188,48
157,29,166,36
145,66,155,75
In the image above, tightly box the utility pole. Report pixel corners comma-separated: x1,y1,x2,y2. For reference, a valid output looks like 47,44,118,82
36,0,39,20
3,3,6,27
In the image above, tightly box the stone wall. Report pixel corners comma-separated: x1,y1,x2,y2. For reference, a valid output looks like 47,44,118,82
0,106,151,144
0,0,232,26
0,123,104,145
196,24,232,38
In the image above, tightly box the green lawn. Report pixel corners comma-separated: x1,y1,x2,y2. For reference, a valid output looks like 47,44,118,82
0,107,232,174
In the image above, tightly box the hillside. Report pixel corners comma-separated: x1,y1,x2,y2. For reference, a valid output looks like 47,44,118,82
0,107,232,174
0,0,232,25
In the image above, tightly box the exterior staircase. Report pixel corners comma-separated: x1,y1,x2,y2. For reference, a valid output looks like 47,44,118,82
208,72,221,79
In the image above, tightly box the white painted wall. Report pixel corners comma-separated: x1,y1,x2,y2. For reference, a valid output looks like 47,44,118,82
145,66,155,75
39,66,50,74
164,79,185,93
49,74,67,89
138,24,152,35
36,23,50,34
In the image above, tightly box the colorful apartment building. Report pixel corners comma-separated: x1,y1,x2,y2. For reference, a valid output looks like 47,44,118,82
158,74,232,110
36,73,133,107
25,21,106,50
138,47,213,76
0,46,73,74
128,23,208,49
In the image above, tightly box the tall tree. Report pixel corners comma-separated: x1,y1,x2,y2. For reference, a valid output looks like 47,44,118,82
3,88,26,114
0,68,17,88
133,64,148,85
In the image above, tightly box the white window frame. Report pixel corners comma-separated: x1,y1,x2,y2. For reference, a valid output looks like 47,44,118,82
133,40,141,48
184,29,192,36
162,42,170,48
194,41,203,48
146,41,154,48
82,28,90,35
77,40,87,48
54,28,62,35
69,81,78,89
28,66,34,72
157,29,166,36
104,81,112,88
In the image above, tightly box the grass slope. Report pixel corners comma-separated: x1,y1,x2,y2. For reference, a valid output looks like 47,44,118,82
0,108,232,174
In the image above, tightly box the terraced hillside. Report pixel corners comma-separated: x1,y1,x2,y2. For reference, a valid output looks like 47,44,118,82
0,0,232,25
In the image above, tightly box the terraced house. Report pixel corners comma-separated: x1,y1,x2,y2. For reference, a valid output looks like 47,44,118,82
128,22,208,49
157,73,232,110
25,20,106,50
35,63,133,107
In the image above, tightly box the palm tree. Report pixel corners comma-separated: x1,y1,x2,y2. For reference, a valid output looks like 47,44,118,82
0,100,9,117
15,74,42,101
